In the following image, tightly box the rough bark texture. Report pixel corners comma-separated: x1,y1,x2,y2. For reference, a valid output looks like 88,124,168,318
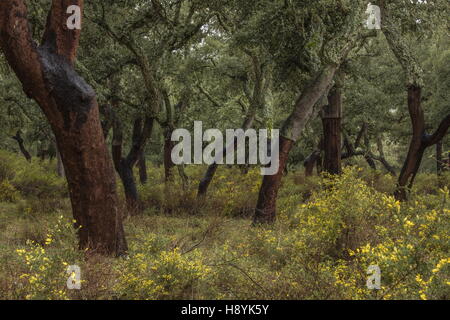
253,137,294,224
321,85,342,175
0,0,127,255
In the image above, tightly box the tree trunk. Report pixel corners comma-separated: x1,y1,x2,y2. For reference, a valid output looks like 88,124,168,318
394,86,426,200
164,129,176,182
304,150,321,177
436,140,443,176
0,0,127,256
12,131,32,162
321,84,342,175
198,114,256,197
112,116,153,213
56,148,65,178
253,63,340,224
137,151,148,185
253,137,294,224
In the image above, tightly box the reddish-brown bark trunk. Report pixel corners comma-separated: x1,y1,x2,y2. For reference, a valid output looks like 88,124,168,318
0,0,127,255
321,86,342,175
395,86,426,201
253,137,294,224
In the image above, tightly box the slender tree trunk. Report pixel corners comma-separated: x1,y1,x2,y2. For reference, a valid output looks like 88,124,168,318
164,129,176,182
112,117,153,213
304,150,321,177
436,140,443,176
198,114,256,197
56,148,65,177
12,131,32,162
137,151,148,185
0,0,127,255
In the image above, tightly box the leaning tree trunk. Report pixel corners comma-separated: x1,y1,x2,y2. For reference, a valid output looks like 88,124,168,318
0,0,127,255
198,113,256,197
253,64,339,224
253,137,294,224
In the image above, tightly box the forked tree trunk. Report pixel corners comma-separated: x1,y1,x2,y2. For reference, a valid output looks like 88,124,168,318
12,131,32,162
380,2,450,200
0,0,127,255
394,86,427,200
112,116,154,213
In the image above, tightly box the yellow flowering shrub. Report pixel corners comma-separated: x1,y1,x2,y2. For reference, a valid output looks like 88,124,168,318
14,215,82,300
0,180,19,203
114,233,211,299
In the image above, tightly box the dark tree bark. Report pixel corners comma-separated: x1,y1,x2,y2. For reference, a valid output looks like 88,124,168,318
393,89,450,200
137,151,148,185
379,1,450,200
321,82,342,175
304,150,321,177
304,138,323,177
164,130,176,182
112,116,154,213
11,131,32,162
56,148,65,178
197,114,255,197
0,0,127,255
